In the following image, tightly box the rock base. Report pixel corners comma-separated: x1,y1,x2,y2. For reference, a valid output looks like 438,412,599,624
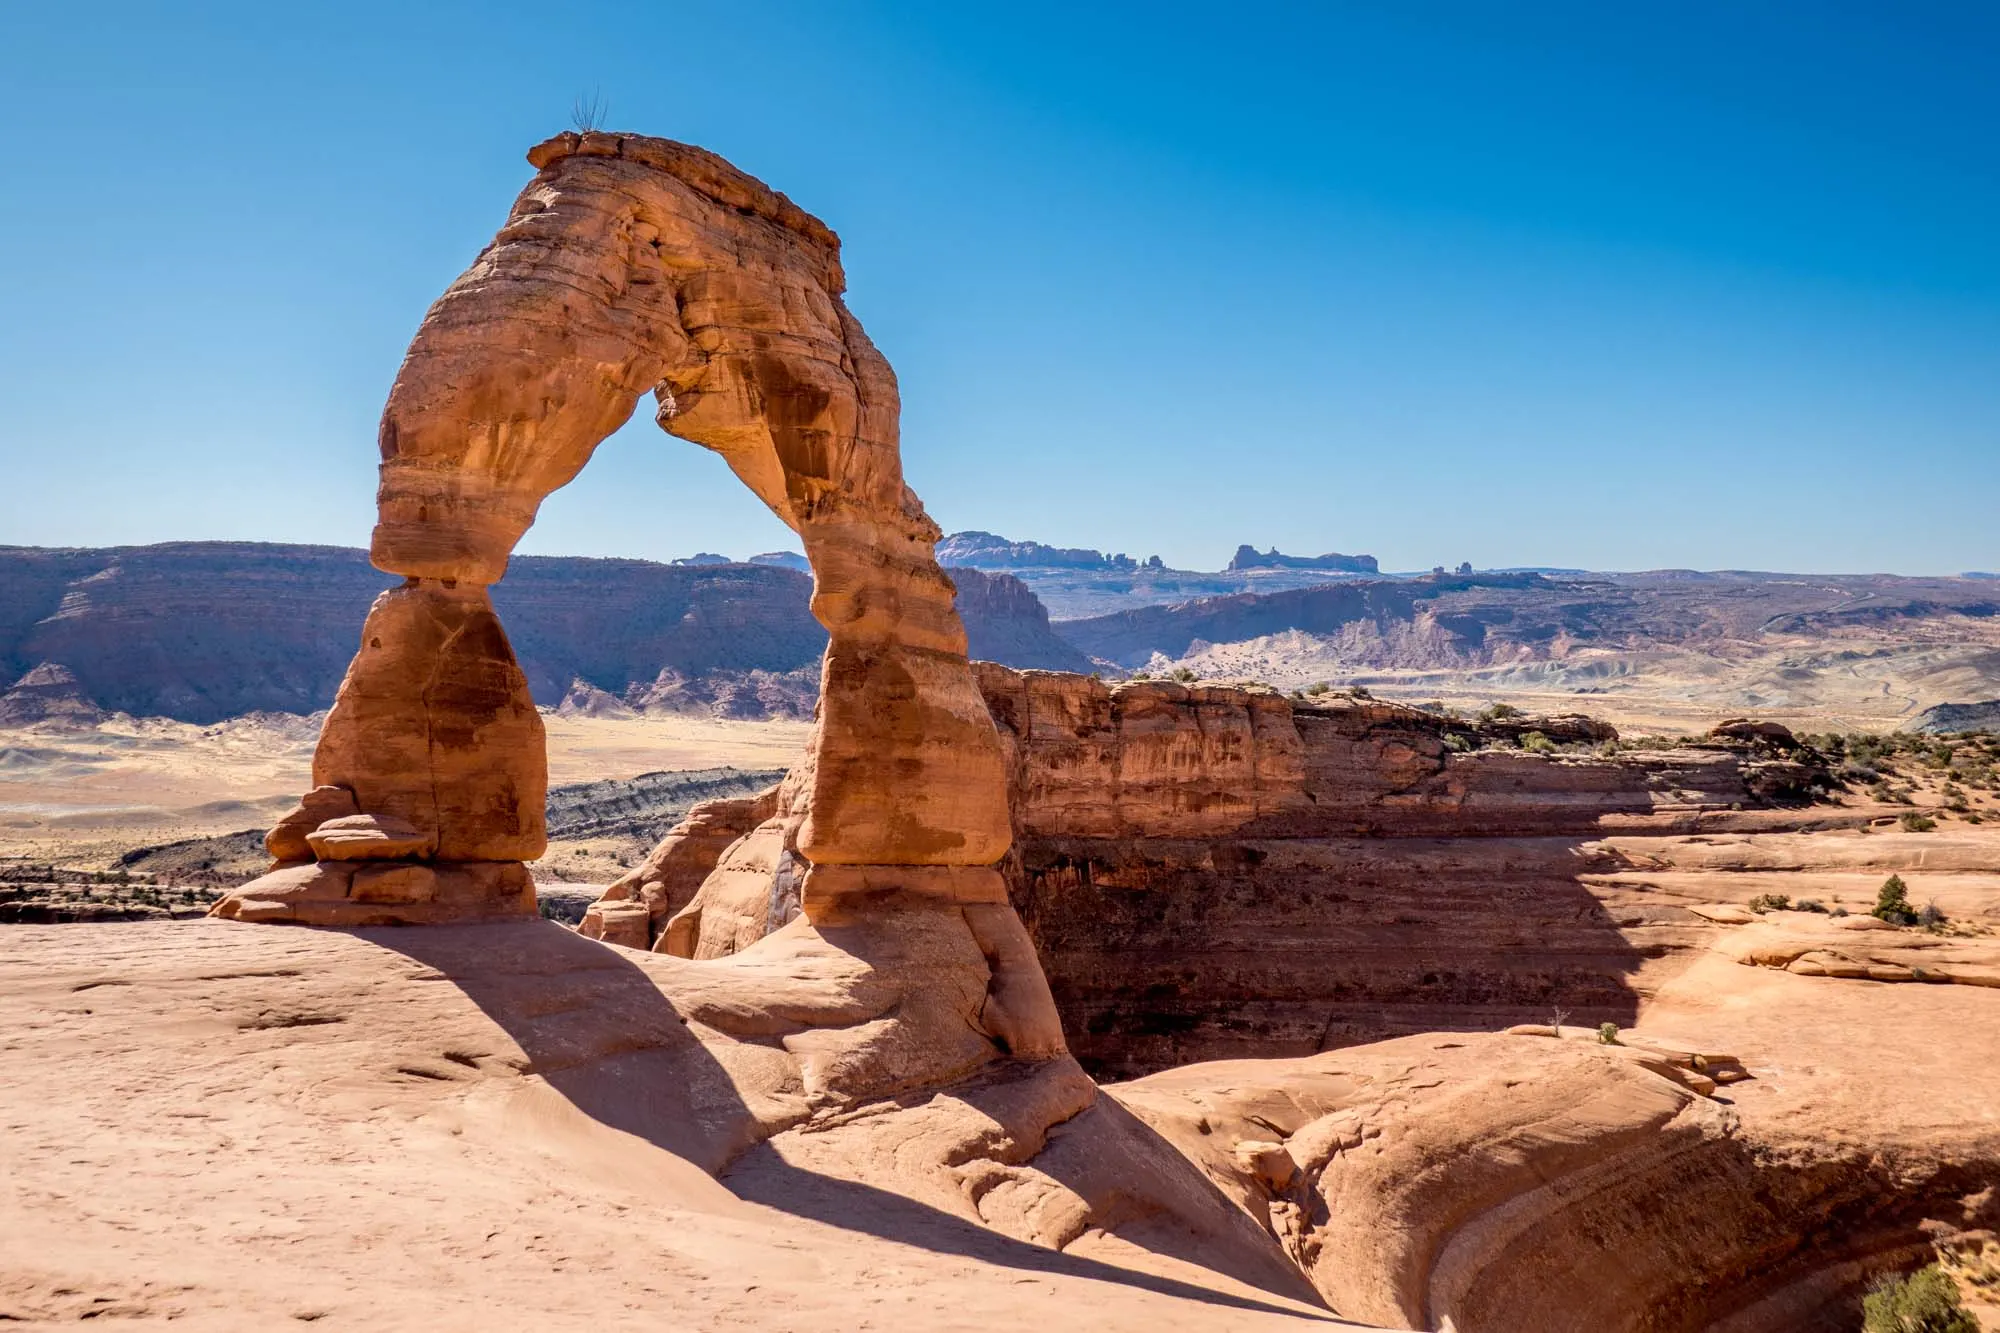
209,859,535,926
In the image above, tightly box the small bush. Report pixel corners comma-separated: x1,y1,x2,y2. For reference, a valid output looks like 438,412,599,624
1305,682,1332,696
1900,812,1939,833
1795,898,1828,913
1918,901,1947,928
1481,702,1523,722
1168,666,1197,683
1748,893,1792,914
1349,685,1372,699
1874,875,1919,926
1597,1022,1620,1045
1860,1264,1976,1333
1520,731,1557,754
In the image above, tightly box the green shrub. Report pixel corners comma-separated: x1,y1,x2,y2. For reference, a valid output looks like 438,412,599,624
1874,875,1919,926
1168,666,1197,683
1481,702,1522,722
1900,812,1938,833
1520,731,1557,754
1748,893,1792,914
1305,681,1332,696
1597,1022,1620,1045
1860,1264,1975,1333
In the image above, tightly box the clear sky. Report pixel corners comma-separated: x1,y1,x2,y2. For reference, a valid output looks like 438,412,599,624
2,2,1996,574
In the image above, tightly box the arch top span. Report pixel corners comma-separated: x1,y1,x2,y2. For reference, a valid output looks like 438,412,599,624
216,129,1018,928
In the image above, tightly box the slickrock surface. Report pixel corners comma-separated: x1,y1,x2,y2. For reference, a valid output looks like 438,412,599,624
1111,971,2000,1332
0,921,1345,1330
7,909,1996,1329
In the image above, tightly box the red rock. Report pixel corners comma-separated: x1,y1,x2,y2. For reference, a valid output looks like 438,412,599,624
305,813,434,862
263,785,360,863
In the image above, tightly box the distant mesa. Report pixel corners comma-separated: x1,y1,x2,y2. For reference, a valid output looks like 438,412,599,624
670,552,732,566
1966,571,2000,581
937,530,1154,572
747,551,810,571
1226,544,1379,575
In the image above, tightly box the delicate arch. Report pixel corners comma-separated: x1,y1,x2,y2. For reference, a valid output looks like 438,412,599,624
216,131,1013,924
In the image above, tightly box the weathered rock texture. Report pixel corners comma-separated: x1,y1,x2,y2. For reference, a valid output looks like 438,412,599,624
968,667,1873,1076
211,135,1066,1099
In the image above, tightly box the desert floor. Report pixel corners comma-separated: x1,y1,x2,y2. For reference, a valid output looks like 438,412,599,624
0,713,812,867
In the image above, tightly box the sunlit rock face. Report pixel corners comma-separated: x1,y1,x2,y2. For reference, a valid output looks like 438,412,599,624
216,132,1015,949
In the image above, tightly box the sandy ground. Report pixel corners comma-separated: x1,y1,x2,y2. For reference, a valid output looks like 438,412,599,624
0,713,810,866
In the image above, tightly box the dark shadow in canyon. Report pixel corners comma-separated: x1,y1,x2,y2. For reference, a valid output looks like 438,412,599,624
1012,832,1652,1082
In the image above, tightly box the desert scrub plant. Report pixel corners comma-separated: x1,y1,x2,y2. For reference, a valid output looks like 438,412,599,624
1520,730,1557,754
570,88,609,133
1597,1022,1620,1045
1168,666,1197,683
1748,893,1792,914
1305,681,1332,696
1918,901,1948,929
1480,702,1522,722
1860,1264,1976,1332
1874,875,1919,926
1900,811,1939,833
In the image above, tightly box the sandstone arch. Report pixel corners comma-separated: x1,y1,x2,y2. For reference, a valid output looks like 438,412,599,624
214,131,1016,944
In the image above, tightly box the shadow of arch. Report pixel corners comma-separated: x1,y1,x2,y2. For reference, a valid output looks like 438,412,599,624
359,921,1339,1323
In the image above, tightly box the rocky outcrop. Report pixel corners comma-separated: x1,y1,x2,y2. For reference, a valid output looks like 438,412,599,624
580,785,778,948
0,662,102,726
1226,545,1379,574
1912,699,2000,734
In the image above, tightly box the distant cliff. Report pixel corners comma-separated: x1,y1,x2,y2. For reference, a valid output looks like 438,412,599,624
949,568,1094,673
0,543,1079,724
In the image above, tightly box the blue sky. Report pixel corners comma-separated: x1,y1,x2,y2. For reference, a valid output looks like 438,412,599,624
2,2,1995,574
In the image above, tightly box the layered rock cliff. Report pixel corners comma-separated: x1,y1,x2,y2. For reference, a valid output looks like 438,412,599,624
0,543,1073,722
974,666,1844,1078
